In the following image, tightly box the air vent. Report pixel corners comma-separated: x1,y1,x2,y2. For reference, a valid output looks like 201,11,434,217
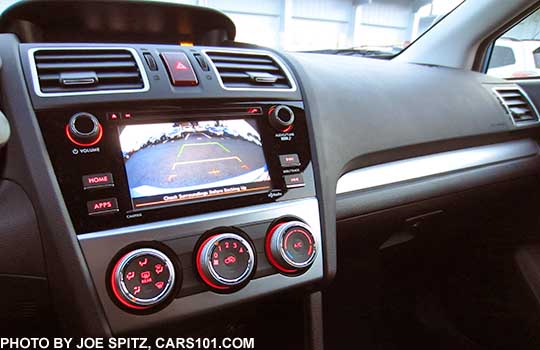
30,48,147,96
493,87,540,126
205,50,294,90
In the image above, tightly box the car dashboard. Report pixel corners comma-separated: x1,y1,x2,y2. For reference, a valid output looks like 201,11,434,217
1,0,540,342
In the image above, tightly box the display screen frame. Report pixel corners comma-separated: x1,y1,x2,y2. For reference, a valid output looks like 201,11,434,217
118,117,273,211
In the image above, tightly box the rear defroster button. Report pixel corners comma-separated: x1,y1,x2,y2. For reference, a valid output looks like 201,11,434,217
87,198,119,215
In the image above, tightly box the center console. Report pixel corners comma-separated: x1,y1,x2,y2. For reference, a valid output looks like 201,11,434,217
27,43,323,332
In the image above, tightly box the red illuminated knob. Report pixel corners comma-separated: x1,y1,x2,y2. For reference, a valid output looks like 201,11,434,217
268,105,295,132
195,232,255,293
265,221,316,275
66,112,103,147
110,248,176,310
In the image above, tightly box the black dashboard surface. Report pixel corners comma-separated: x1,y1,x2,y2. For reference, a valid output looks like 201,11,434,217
282,52,535,278
1,0,540,337
0,0,236,45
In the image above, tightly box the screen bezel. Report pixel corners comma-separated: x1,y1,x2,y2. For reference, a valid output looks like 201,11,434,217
118,117,273,212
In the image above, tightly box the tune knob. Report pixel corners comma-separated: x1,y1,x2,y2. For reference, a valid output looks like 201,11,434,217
268,105,295,131
195,232,256,293
66,112,103,147
110,248,177,311
265,221,316,275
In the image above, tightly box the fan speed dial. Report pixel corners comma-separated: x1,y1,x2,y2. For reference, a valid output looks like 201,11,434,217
195,232,255,292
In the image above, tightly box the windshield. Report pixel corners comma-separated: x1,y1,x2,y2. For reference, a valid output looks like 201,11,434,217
169,0,463,56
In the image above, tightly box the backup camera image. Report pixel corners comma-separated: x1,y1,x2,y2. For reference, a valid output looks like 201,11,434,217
119,119,271,209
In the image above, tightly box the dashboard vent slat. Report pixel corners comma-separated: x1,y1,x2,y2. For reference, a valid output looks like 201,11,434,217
34,53,133,61
205,50,294,90
493,87,540,126
36,61,137,70
32,48,146,95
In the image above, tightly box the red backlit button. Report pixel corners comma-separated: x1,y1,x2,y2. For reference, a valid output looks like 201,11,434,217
107,112,121,121
283,173,305,188
86,198,119,216
160,52,198,86
279,154,300,168
140,271,153,284
82,173,114,190
224,255,237,265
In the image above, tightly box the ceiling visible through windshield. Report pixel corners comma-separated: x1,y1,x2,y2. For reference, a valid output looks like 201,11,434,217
167,0,463,55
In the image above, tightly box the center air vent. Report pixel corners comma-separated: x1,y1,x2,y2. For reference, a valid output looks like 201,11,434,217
31,48,148,96
205,50,294,90
493,87,540,126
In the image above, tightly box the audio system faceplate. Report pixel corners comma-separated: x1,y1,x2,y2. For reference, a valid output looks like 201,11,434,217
38,101,314,234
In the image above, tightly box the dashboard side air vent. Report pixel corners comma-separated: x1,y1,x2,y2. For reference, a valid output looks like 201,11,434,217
205,50,295,90
493,86,540,126
30,48,148,96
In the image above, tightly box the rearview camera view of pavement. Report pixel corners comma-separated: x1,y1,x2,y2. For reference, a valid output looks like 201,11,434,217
119,119,271,208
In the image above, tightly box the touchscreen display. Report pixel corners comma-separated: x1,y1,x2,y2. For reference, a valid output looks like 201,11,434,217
119,119,271,210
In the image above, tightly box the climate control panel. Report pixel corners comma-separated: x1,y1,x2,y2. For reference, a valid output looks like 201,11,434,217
106,221,318,313
83,197,322,331
103,207,321,316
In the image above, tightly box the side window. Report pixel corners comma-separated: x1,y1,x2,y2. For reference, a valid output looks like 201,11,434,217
533,47,540,68
488,46,516,69
486,9,540,79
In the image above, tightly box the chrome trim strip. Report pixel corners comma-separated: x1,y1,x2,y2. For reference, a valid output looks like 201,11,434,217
201,48,297,92
336,139,539,195
492,85,540,127
0,110,10,149
79,198,313,240
27,47,150,97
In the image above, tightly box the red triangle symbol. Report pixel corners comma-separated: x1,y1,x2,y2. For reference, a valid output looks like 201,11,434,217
175,61,188,70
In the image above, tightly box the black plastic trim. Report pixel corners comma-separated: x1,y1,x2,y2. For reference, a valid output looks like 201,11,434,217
0,34,111,336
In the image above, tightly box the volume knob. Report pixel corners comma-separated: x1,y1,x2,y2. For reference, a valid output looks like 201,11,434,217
66,112,103,147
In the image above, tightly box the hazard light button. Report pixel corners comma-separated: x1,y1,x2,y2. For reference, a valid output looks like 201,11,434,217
87,198,119,216
160,52,198,86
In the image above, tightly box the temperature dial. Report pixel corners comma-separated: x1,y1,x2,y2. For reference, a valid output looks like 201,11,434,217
110,248,176,311
196,232,255,292
266,221,316,275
